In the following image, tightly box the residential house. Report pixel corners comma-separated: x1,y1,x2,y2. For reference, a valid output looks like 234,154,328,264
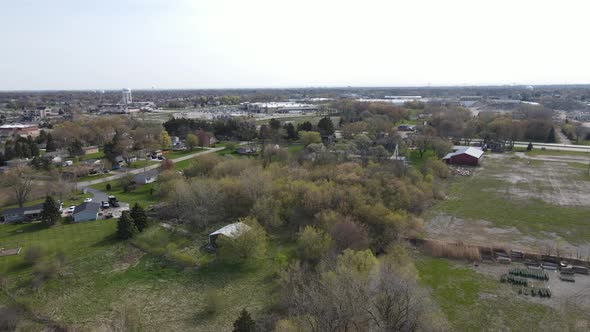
133,169,159,185
72,202,100,222
1,203,44,223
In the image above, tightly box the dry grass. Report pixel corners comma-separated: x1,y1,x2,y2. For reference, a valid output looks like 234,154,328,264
423,240,481,261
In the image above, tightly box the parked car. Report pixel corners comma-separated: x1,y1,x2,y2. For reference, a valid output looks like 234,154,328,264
67,205,76,213
108,195,120,207
84,198,93,203
105,212,113,219
101,201,110,209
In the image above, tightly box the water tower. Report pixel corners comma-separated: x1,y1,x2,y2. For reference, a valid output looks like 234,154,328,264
122,88,132,105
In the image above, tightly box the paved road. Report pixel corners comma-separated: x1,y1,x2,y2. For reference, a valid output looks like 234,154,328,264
76,147,224,188
468,139,590,153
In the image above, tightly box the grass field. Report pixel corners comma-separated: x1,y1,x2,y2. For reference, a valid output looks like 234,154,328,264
79,150,105,160
0,219,281,331
127,159,159,169
416,257,571,331
91,180,158,208
76,172,111,182
426,152,590,254
164,148,205,159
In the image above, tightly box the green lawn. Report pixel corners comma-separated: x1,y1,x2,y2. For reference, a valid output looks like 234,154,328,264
80,150,105,161
521,149,590,157
1,191,92,212
91,180,158,208
0,220,280,330
416,258,569,331
127,159,159,169
408,149,436,169
76,172,111,182
165,148,205,159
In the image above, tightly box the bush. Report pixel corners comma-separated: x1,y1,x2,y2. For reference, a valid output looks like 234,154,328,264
423,240,481,261
218,217,267,265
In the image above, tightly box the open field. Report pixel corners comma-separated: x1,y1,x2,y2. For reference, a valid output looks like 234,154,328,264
426,152,590,256
416,257,586,331
0,220,280,331
164,148,205,159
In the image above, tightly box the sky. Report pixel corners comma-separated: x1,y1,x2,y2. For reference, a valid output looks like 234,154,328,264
1,0,589,90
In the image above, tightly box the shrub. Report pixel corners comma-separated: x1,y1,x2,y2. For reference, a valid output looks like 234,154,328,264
423,240,481,261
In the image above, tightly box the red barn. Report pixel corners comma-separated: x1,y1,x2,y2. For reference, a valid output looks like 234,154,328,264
442,147,484,166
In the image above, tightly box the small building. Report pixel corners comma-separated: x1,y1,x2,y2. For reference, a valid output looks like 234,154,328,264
83,146,99,155
442,147,484,166
133,169,159,185
0,123,40,138
208,222,251,248
72,202,100,222
1,203,44,223
236,147,258,155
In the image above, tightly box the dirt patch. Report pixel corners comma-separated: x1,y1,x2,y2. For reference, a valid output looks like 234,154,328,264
470,261,590,310
111,244,144,272
487,153,590,206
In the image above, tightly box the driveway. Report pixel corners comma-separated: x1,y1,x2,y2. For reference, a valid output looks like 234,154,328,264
84,187,108,203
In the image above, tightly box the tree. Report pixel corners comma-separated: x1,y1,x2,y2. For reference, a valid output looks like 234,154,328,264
130,203,148,232
2,165,33,208
284,123,298,140
40,196,61,226
68,139,85,157
158,130,172,149
546,126,556,143
299,131,321,146
160,159,175,171
106,183,112,191
186,133,199,151
45,133,57,152
317,116,335,135
232,309,256,332
297,121,313,132
269,118,281,131
296,226,333,265
527,142,533,151
116,211,138,240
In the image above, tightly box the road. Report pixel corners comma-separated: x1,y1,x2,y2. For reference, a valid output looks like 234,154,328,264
76,147,225,188
468,139,590,153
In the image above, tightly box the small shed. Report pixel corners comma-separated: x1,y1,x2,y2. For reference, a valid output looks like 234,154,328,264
442,147,484,166
208,222,251,248
73,202,100,222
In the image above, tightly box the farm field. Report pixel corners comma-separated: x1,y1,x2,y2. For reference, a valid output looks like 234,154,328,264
426,151,590,256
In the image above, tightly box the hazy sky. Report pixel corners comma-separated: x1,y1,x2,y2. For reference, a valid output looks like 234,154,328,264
1,0,589,90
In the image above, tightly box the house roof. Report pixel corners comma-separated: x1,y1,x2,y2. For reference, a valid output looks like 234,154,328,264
1,203,44,216
442,147,484,160
133,169,159,182
209,222,251,239
73,202,100,215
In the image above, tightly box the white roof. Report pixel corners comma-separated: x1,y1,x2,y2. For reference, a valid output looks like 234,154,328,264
0,123,38,129
209,222,251,239
442,147,484,160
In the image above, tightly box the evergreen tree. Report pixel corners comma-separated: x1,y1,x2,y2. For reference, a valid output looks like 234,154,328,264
546,126,556,143
116,211,138,240
68,139,85,157
297,121,313,132
269,118,281,131
45,133,56,152
317,116,335,135
40,195,61,226
130,203,148,232
284,123,298,140
232,309,255,332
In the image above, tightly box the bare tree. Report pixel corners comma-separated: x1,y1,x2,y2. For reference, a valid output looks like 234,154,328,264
2,165,33,208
